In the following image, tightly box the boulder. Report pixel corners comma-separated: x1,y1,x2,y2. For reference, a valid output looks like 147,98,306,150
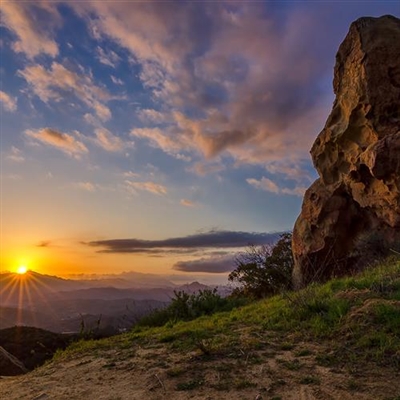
293,15,400,287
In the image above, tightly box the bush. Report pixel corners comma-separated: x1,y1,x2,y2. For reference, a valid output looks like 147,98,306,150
137,288,246,327
229,232,294,299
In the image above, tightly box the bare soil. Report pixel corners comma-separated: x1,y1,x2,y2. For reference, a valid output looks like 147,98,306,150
1,333,399,400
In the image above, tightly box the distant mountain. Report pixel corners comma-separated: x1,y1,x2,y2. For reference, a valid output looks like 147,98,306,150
0,270,231,333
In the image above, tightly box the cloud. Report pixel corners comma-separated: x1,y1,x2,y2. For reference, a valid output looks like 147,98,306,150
0,1,59,58
93,128,125,152
37,240,51,248
180,199,197,207
96,46,121,68
110,75,124,85
74,182,96,192
79,5,326,154
173,254,235,273
25,128,88,157
67,1,343,181
130,127,188,157
137,109,168,124
0,91,17,112
123,171,140,178
6,146,24,163
188,161,226,176
125,180,167,196
247,177,306,197
19,62,112,121
88,230,280,254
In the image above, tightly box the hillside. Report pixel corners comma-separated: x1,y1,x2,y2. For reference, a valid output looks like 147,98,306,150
1,258,399,399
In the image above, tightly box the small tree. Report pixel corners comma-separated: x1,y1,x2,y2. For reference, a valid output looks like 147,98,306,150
229,233,293,299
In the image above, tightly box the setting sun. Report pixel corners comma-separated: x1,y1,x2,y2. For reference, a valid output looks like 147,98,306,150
17,266,28,275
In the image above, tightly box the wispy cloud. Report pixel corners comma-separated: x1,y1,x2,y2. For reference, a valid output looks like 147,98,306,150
173,254,235,273
247,177,306,197
180,199,197,207
37,240,51,248
188,161,226,176
96,46,121,68
74,182,96,192
93,128,126,152
125,180,167,196
0,91,17,112
110,75,124,85
0,1,59,58
19,62,112,121
25,128,88,157
6,146,24,163
88,230,280,254
137,109,169,124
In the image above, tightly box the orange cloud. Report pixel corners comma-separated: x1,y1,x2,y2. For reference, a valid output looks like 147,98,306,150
247,177,306,197
0,1,59,58
25,128,88,157
0,91,17,112
125,180,167,196
19,62,112,121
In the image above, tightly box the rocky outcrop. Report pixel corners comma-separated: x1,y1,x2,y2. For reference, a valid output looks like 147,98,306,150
293,15,400,287
0,346,28,376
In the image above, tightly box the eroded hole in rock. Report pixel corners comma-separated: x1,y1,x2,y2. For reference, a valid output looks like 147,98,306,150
358,164,373,185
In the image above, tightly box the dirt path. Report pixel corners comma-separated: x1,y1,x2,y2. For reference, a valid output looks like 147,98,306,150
1,338,399,400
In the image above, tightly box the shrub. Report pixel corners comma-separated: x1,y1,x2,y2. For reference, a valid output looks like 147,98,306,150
137,288,246,327
228,233,294,299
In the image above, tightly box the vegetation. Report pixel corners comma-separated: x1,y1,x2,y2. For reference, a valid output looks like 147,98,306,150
58,257,400,370
229,232,294,298
137,288,247,328
47,256,400,399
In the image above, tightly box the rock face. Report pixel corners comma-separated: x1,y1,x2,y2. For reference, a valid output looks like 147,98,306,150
292,15,400,287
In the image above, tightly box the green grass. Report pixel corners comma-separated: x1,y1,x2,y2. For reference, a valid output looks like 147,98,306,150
55,257,400,367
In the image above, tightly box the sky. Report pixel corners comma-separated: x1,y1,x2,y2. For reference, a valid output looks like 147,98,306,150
1,0,399,282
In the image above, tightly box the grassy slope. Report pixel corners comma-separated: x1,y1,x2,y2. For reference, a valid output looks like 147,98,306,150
53,257,400,398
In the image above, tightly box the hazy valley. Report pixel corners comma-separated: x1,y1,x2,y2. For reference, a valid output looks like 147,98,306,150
0,270,230,333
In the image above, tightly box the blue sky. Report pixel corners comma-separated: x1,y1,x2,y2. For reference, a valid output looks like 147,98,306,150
1,1,399,281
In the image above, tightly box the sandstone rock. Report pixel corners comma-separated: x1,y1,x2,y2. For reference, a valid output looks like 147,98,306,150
0,346,28,376
293,15,400,287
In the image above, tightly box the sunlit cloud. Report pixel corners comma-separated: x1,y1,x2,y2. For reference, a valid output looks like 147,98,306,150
25,128,88,157
188,162,226,176
93,128,126,152
0,1,59,59
69,1,331,178
125,180,167,196
247,177,306,197
74,182,96,192
0,91,17,112
19,62,112,121
180,199,197,207
130,127,187,156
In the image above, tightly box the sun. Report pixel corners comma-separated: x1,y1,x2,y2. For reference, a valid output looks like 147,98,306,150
17,265,28,275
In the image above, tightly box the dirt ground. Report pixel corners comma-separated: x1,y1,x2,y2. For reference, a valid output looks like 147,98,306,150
1,336,399,400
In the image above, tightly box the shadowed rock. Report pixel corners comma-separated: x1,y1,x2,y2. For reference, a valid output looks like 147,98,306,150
293,15,400,287
0,346,28,376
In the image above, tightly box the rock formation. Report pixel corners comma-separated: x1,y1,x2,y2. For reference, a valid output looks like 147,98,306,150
292,15,400,287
